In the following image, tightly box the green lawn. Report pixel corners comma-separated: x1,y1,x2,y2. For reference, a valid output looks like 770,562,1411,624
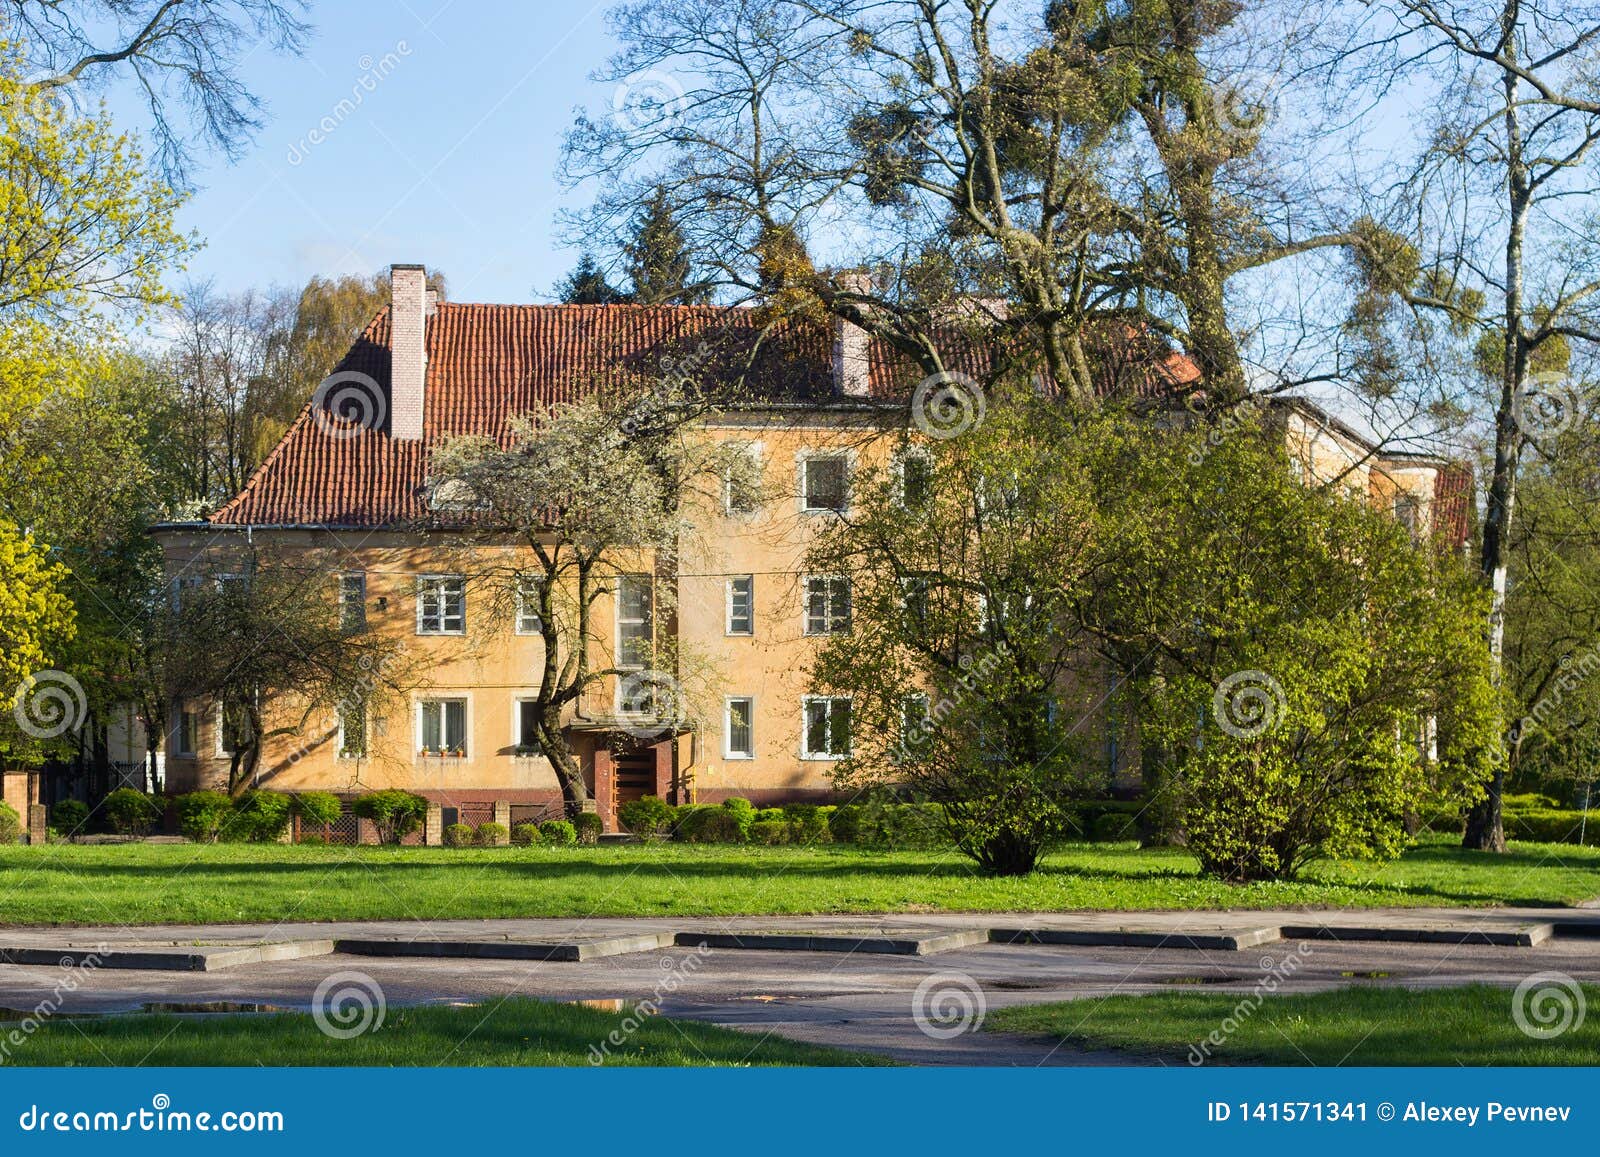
988,984,1600,1065
0,836,1596,926
0,997,877,1067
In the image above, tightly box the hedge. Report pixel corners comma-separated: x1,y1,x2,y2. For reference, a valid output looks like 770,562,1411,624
442,823,475,847
0,802,19,844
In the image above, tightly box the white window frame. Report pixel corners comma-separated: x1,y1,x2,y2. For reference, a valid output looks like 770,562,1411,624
803,575,852,636
801,695,853,760
797,450,851,514
415,696,471,757
515,575,544,636
416,574,466,635
723,696,756,760
724,441,764,516
615,574,653,672
726,575,755,636
512,695,541,754
336,697,368,760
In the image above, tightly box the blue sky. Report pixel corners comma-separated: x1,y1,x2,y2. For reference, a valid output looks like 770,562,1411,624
130,2,621,305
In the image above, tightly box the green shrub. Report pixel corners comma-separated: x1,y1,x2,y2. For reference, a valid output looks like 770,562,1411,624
753,807,786,824
442,823,475,847
539,819,578,846
783,803,832,844
748,819,791,845
229,789,293,842
719,796,755,838
618,795,675,837
828,804,862,843
51,799,89,835
475,821,509,846
103,788,161,836
0,801,20,844
511,822,543,846
1505,808,1589,845
678,807,745,843
574,812,604,844
292,791,343,828
351,790,428,844
298,833,326,847
174,791,235,842
840,799,946,849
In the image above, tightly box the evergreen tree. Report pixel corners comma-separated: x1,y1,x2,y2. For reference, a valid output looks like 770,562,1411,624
624,188,708,304
556,253,632,304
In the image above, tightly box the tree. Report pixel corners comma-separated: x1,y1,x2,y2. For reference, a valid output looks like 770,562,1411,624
430,379,736,817
1329,0,1600,849
0,524,75,710
8,0,312,180
556,252,633,304
162,552,413,794
623,187,709,304
806,389,1109,874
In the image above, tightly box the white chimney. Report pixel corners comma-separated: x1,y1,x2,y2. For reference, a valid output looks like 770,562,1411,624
390,263,427,440
832,270,873,398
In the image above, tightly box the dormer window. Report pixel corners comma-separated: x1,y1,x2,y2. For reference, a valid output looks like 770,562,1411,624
427,477,486,512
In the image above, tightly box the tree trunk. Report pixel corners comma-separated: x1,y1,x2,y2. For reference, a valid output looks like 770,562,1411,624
538,711,591,818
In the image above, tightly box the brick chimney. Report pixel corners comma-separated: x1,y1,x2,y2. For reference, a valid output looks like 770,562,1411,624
389,263,428,440
832,270,873,397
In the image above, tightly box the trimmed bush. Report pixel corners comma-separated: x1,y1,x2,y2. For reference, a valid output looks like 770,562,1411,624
753,807,786,824
618,795,675,837
748,819,791,846
103,788,161,836
1505,808,1590,845
475,821,509,846
574,812,604,844
677,807,745,843
174,791,235,842
292,791,343,828
230,789,293,842
783,803,832,844
0,801,20,844
825,800,946,848
51,799,89,836
442,823,475,848
828,804,862,844
539,819,578,846
351,790,429,844
511,822,543,846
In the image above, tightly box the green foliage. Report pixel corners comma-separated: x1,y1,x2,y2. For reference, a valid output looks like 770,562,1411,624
475,822,509,846
511,822,543,846
675,807,746,844
618,795,676,837
747,819,791,845
0,526,77,758
351,791,428,845
442,823,475,848
0,801,19,844
539,819,578,847
297,833,326,847
824,800,946,849
623,187,708,304
573,812,604,844
557,252,631,304
50,799,89,835
102,788,160,836
228,789,292,843
718,797,755,838
173,791,233,842
291,791,343,828
785,804,833,844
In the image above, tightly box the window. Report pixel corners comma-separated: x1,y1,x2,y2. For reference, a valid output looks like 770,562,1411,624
428,477,485,511
727,576,754,636
337,698,368,758
803,696,852,759
515,575,544,635
169,575,202,612
725,444,763,515
899,694,931,761
339,572,366,633
801,453,849,512
217,701,248,756
899,451,932,507
516,699,540,753
901,576,930,627
725,697,755,759
416,576,465,635
418,698,467,754
804,576,851,635
1394,494,1421,540
174,705,198,757
616,575,653,669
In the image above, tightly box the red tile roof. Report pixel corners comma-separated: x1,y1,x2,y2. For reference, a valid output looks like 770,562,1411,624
211,302,1203,528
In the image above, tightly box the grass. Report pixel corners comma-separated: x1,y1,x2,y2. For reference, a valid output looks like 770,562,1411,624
0,997,879,1067
0,835,1596,926
988,984,1600,1065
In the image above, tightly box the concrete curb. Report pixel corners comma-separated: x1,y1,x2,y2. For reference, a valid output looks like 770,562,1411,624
674,929,990,956
989,927,1282,951
333,932,675,962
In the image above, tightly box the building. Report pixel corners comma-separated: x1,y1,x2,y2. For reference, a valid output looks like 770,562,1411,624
150,265,1470,837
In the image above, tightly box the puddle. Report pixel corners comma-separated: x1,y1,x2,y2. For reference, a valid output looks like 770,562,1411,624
1339,970,1393,980
138,1001,292,1015
565,998,659,1015
1159,976,1247,986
